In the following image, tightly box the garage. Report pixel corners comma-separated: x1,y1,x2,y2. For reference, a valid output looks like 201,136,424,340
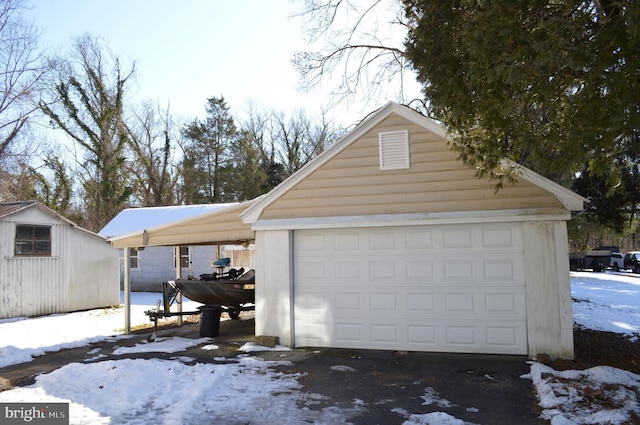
293,224,527,354
243,102,585,359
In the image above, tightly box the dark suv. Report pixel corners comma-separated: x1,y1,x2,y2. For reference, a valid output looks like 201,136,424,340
624,252,640,273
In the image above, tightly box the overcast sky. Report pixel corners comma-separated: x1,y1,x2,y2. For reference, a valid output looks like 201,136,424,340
25,0,349,123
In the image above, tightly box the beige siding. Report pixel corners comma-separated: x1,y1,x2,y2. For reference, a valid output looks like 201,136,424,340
261,114,561,220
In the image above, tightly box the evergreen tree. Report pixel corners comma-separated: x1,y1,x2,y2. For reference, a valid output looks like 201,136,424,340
181,96,236,203
403,0,640,183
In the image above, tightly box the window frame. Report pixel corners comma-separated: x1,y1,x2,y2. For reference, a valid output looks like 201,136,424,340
128,248,140,269
14,224,52,257
174,246,191,269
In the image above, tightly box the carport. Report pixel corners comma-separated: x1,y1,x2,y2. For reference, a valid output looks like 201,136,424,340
107,200,257,334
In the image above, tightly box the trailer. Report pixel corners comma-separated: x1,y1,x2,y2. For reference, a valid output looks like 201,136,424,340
570,247,620,272
144,258,255,338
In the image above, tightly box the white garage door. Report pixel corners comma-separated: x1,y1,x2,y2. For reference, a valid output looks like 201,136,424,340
293,223,527,354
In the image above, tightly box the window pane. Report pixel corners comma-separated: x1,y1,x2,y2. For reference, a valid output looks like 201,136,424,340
15,241,33,255
34,240,51,254
15,224,51,256
33,226,51,240
16,225,32,239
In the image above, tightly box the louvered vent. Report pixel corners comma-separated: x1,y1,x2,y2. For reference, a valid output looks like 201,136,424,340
379,130,410,170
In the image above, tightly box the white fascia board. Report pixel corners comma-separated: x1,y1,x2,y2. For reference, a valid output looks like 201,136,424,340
250,208,572,231
500,159,587,212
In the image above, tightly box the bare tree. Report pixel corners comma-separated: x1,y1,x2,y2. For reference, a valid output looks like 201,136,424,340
40,34,135,231
292,0,416,110
126,100,177,206
270,107,344,176
0,0,47,169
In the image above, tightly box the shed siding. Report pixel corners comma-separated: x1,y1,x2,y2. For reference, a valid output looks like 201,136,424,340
68,230,119,311
0,206,119,319
260,116,561,220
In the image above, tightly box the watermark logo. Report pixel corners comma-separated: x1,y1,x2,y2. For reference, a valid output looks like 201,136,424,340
1,403,68,424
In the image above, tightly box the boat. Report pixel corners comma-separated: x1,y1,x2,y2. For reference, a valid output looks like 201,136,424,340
169,268,255,319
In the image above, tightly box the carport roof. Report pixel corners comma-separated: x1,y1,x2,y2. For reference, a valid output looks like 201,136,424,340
103,201,257,248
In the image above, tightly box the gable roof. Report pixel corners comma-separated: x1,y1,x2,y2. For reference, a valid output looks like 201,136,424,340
0,200,44,219
241,102,586,224
0,200,106,240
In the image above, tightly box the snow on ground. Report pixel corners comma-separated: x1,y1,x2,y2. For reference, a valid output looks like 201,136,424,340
571,271,640,337
0,292,203,368
0,273,639,424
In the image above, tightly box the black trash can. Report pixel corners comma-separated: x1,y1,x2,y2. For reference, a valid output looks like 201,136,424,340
199,305,222,337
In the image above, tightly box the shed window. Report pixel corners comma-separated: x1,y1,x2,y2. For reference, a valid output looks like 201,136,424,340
379,130,410,170
15,224,51,256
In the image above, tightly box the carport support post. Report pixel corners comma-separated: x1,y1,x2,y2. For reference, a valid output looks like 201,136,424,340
124,247,131,335
175,246,183,326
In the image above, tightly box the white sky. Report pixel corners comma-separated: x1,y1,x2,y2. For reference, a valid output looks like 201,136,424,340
24,0,404,126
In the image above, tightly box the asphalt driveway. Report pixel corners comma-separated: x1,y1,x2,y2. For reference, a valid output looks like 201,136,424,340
0,318,546,424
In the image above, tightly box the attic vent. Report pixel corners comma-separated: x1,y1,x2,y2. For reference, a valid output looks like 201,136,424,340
379,130,410,170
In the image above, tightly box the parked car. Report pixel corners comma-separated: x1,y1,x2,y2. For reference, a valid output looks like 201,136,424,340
624,251,640,273
610,252,625,271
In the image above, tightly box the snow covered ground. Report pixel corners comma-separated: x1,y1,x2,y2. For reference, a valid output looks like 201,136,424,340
0,272,639,424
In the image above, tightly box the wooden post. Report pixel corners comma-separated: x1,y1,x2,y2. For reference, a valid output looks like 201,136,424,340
175,246,183,326
123,247,131,334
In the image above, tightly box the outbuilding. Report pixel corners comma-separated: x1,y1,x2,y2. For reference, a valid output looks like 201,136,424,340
0,201,119,319
241,102,585,359
108,102,585,359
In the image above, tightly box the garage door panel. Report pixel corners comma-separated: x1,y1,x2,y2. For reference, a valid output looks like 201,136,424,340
335,292,362,311
294,224,527,354
296,224,522,254
297,286,526,320
335,323,362,343
297,256,524,287
370,324,399,344
407,292,437,312
298,252,522,281
298,260,328,279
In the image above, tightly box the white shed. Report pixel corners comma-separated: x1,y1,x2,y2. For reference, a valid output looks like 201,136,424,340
0,201,119,319
241,102,586,360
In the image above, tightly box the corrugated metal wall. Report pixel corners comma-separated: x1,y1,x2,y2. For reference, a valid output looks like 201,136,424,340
0,207,119,319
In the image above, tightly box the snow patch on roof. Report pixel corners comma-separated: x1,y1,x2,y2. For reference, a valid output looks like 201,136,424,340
99,204,237,238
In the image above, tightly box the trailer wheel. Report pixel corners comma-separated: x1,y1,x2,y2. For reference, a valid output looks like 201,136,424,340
228,308,241,320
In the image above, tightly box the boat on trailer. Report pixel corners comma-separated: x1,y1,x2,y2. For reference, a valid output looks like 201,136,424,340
146,258,255,325
172,268,255,316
